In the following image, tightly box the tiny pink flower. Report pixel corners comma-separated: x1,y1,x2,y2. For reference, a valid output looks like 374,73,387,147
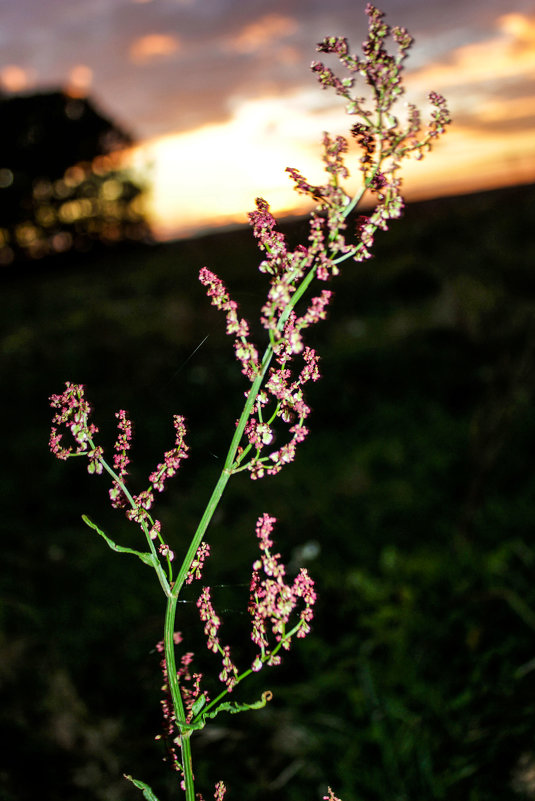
186,542,211,584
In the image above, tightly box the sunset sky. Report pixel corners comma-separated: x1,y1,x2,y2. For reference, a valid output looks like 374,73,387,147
2,0,535,240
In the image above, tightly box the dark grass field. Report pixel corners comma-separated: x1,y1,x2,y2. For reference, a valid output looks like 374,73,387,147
2,182,535,801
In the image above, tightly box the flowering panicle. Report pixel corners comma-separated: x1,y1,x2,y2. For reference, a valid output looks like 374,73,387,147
108,410,132,508
49,7,449,799
308,3,450,263
149,415,189,492
197,586,239,691
322,133,349,181
251,333,323,478
199,267,260,380
214,782,227,800
186,542,211,584
177,652,207,722
249,513,317,670
49,382,102,474
197,586,222,654
248,197,296,275
121,414,188,532
196,782,227,801
199,192,341,481
192,514,315,692
286,134,351,255
155,634,212,780
49,383,188,571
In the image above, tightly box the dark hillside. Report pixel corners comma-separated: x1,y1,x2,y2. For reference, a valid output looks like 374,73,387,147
1,182,535,801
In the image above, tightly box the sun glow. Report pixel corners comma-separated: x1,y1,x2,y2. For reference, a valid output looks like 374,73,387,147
133,93,340,240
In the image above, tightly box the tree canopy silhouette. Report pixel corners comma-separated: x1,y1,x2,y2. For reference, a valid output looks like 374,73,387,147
0,90,150,263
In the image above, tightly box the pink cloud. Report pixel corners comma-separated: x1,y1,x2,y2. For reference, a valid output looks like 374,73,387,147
129,33,181,65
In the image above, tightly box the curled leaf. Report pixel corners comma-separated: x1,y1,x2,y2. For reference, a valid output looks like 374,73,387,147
183,690,273,732
124,775,161,801
82,515,156,567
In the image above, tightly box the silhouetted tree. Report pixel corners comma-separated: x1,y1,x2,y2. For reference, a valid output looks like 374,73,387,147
0,90,150,263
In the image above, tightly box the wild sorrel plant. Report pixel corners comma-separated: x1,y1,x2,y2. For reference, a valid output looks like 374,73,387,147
49,6,450,799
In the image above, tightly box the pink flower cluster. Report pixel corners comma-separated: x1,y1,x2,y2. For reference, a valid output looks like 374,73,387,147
149,415,189,492
177,651,206,723
284,161,350,277
200,195,346,480
186,542,211,585
49,383,189,565
199,267,260,381
201,11,447,475
243,341,321,480
196,781,227,801
108,409,132,509
308,3,450,262
248,513,317,670
49,382,103,475
190,514,316,698
197,586,239,692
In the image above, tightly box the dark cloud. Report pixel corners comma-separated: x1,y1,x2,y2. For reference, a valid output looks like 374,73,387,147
454,111,535,136
2,0,534,141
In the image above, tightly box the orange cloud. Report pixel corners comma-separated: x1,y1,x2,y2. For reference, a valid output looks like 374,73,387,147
409,12,535,89
129,33,180,64
66,64,93,97
227,14,298,54
500,12,535,51
477,94,535,124
1,64,30,92
400,123,535,201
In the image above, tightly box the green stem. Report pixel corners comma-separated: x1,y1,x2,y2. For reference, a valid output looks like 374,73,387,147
170,260,318,603
162,180,370,798
162,261,319,799
94,449,171,595
164,593,196,801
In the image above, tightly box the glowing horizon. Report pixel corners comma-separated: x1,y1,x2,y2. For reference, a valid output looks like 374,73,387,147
129,90,535,242
126,6,535,241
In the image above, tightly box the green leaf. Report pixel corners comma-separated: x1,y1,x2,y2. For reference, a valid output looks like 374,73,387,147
124,775,161,801
191,693,207,717
82,515,157,568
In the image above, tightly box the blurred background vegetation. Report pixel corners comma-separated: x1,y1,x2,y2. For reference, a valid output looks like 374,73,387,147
1,90,535,801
